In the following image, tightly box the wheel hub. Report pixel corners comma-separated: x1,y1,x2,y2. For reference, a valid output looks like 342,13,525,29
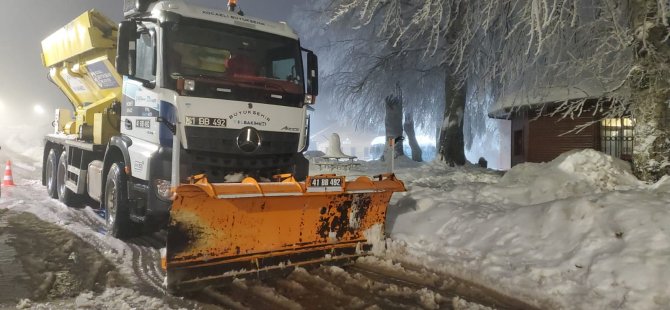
106,186,117,227
57,162,66,196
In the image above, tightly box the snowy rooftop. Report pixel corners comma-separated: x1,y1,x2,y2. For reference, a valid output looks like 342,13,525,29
487,64,626,118
489,84,609,118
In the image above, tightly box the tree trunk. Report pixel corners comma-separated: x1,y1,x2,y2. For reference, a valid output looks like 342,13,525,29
438,70,466,166
404,112,423,162
382,94,404,161
629,0,670,181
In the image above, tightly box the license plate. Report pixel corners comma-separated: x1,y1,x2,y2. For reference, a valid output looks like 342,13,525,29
307,176,345,192
136,119,151,128
186,116,227,128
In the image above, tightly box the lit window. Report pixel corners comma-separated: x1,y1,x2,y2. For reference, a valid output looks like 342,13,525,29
600,117,633,159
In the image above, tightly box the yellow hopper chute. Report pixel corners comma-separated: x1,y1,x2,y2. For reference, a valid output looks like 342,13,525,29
164,173,405,292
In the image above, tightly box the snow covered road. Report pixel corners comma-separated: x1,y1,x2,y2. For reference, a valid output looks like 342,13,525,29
0,153,534,309
3,145,667,309
188,257,535,309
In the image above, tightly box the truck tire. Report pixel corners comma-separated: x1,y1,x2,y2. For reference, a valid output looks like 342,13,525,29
104,163,137,239
46,148,60,199
57,152,81,207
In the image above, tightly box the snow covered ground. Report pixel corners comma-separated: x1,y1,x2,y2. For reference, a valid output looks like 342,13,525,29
1,128,669,309
353,150,669,310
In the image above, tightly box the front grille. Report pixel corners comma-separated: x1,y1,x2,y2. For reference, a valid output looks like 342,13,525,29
185,127,299,155
184,150,294,182
183,127,299,182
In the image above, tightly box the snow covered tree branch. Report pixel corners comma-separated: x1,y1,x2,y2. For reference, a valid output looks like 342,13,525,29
309,0,670,178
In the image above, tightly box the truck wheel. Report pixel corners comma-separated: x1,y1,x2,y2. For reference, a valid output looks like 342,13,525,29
57,152,81,206
104,163,137,239
46,148,60,199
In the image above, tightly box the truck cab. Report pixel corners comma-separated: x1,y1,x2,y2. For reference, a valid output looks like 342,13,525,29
116,0,318,230
119,0,317,180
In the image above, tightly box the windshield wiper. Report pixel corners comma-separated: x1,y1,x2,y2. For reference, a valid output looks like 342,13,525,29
262,80,287,93
171,72,229,80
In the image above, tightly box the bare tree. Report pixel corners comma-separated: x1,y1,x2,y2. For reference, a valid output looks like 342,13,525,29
290,1,444,134
329,0,470,165
627,0,670,181
440,68,466,166
383,92,404,160
404,111,423,162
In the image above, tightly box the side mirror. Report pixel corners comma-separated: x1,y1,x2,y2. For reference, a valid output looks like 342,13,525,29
160,11,182,24
148,28,157,76
306,51,319,96
116,21,137,76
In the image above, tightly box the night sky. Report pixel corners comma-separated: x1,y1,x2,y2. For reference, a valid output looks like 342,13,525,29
0,0,307,112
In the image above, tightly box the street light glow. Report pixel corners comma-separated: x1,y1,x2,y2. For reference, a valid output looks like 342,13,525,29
33,104,45,115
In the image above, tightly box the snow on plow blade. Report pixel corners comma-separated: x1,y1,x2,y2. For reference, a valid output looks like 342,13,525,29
165,174,405,292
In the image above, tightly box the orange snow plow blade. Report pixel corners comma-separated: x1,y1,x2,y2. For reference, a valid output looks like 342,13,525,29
165,174,405,292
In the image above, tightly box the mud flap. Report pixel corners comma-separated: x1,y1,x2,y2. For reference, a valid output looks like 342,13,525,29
164,174,405,293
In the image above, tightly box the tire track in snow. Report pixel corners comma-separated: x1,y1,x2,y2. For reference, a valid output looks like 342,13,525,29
203,279,292,309
126,233,168,294
199,258,538,310
338,264,446,309
3,177,168,295
269,268,370,309
319,265,441,309
128,243,165,294
205,265,444,309
349,258,539,310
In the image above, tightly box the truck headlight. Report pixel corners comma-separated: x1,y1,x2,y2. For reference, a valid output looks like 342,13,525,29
154,179,173,201
184,79,196,92
304,95,314,104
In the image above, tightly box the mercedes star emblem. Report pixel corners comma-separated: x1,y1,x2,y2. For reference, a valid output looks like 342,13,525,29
236,127,261,153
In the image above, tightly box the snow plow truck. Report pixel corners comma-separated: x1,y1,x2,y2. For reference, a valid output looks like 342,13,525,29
40,0,405,292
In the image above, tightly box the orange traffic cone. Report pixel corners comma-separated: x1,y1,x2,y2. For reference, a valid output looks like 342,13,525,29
3,160,15,186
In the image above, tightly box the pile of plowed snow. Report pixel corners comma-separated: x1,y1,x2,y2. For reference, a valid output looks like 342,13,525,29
384,149,670,310
311,154,424,179
497,149,642,204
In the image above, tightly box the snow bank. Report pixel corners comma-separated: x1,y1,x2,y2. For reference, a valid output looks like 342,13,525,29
496,149,642,204
311,154,423,178
650,175,670,192
386,149,670,309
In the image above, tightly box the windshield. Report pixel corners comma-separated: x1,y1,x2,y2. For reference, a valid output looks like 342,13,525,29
164,18,305,107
